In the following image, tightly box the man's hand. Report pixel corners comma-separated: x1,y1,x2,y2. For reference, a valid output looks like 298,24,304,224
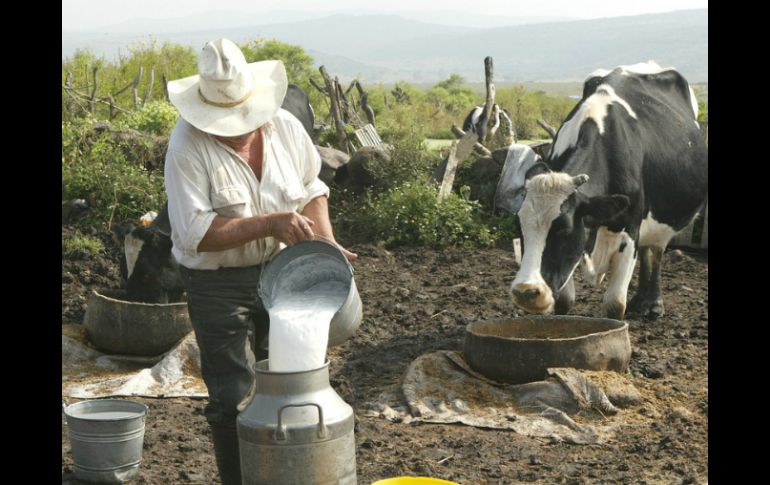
267,212,315,246
338,245,358,261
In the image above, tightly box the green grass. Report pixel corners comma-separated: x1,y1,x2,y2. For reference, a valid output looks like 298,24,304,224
423,139,455,151
63,232,105,256
423,138,551,152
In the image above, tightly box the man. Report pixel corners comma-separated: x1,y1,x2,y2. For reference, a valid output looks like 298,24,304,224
164,38,356,484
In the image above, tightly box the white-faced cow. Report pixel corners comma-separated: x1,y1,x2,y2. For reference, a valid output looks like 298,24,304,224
498,62,707,320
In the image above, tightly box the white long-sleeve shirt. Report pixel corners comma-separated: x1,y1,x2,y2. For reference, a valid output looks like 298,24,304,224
164,108,330,270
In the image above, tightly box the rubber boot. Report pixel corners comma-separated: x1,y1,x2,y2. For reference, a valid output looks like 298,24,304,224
210,424,242,485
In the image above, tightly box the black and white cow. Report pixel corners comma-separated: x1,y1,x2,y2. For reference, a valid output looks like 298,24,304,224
114,204,185,303
498,62,707,320
463,104,515,143
463,104,498,141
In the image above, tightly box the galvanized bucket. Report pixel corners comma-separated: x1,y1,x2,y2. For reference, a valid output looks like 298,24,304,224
64,399,148,484
259,238,363,347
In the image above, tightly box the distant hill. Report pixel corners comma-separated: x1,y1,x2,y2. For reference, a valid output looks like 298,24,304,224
362,9,708,83
62,9,707,84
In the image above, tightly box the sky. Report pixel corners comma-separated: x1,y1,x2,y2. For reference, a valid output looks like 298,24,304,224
63,0,709,31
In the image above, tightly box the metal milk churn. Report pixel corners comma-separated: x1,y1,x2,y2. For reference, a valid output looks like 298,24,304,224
237,360,357,484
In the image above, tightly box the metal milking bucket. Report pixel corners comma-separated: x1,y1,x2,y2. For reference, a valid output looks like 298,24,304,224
63,399,148,484
258,238,363,347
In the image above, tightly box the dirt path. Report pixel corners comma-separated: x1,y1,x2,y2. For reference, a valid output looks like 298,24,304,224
62,235,708,484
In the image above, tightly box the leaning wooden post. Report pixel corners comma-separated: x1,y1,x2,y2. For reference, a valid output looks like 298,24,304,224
89,67,98,114
162,74,170,102
355,80,376,126
142,68,155,108
438,132,477,201
133,66,144,110
108,95,115,120
475,56,496,143
538,119,557,139
320,66,349,153
83,65,89,99
451,124,491,156
335,78,351,124
309,77,328,95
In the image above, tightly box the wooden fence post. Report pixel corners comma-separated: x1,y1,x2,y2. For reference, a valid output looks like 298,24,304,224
133,66,143,109
438,132,477,201
320,66,350,153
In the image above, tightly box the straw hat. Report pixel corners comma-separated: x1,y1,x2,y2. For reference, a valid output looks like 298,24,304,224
167,38,288,137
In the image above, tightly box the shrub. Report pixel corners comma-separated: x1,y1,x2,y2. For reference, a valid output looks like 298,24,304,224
366,131,439,193
338,182,497,248
116,101,179,136
62,117,166,227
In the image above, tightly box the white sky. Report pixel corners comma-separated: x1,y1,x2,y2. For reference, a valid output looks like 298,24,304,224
63,0,708,30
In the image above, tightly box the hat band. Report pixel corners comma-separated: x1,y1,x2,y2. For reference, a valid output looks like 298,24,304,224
198,87,253,108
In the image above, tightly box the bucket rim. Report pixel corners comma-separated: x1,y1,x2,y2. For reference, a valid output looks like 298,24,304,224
254,359,330,375
258,239,354,308
64,398,148,421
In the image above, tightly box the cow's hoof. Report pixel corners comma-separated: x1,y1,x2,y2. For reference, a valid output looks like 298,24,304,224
602,301,626,320
628,297,665,320
646,300,665,320
627,294,646,314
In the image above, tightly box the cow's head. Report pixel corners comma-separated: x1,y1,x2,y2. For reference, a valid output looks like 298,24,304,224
511,165,629,313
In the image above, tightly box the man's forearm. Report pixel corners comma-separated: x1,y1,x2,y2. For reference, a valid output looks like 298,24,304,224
301,196,334,241
197,214,272,252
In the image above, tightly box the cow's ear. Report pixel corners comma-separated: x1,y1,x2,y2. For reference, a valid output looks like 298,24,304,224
524,162,550,180
577,194,630,225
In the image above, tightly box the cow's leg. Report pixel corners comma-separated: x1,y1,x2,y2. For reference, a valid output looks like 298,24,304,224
628,246,665,319
554,275,575,315
601,236,636,320
628,246,652,313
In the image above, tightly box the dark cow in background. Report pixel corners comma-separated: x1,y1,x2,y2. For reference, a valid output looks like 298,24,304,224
283,84,315,140
115,84,321,303
499,62,707,320
114,204,184,303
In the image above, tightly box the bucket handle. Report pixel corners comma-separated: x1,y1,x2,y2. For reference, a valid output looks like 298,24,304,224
274,402,328,441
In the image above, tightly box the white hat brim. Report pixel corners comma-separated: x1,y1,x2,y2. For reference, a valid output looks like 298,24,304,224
167,60,288,137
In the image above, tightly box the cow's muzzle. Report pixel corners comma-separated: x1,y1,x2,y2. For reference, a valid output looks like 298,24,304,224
511,283,554,314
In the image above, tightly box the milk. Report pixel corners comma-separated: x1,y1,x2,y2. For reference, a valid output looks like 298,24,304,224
268,281,348,372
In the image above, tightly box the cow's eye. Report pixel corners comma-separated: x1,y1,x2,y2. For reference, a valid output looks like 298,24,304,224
551,215,572,236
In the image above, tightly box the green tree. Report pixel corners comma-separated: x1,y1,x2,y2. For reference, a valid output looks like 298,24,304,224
435,74,466,90
239,39,315,84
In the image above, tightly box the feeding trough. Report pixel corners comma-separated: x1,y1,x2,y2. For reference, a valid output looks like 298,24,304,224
83,289,192,356
464,315,631,384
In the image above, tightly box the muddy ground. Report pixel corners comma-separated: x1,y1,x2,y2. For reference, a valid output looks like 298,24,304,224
62,226,708,484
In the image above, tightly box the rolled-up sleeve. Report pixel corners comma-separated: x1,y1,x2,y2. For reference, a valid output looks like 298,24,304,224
164,148,218,257
300,147,331,210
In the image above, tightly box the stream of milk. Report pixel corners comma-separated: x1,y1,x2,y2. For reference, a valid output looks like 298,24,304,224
267,281,348,372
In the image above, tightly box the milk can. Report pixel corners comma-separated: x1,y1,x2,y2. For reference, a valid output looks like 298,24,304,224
237,360,357,484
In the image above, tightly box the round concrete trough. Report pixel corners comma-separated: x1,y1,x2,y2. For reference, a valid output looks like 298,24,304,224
464,315,631,384
83,289,192,356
